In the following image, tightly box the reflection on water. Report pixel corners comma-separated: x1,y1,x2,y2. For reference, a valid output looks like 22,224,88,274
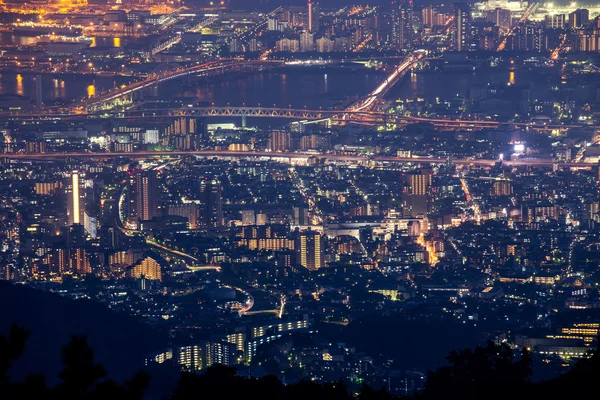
16,74,23,96
113,37,121,48
0,73,133,102
0,32,37,46
156,70,386,110
509,71,515,85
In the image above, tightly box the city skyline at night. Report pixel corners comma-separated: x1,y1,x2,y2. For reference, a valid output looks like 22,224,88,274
2,0,600,397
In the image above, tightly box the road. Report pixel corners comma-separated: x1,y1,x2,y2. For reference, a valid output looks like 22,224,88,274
4,150,597,168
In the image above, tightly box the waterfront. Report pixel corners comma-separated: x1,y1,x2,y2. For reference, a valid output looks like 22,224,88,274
0,67,387,110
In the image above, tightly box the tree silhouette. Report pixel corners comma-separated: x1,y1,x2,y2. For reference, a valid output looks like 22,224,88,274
418,341,532,400
2,324,600,400
0,324,149,400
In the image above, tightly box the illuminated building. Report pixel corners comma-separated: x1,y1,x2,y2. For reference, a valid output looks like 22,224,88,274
509,24,546,51
168,204,199,228
199,178,223,228
128,255,163,282
300,30,315,52
210,341,238,366
296,229,324,270
128,169,160,227
492,180,513,196
393,0,414,50
422,7,435,27
546,13,566,29
66,172,85,227
402,168,433,218
454,2,472,51
241,210,255,225
239,238,295,251
576,19,600,51
293,206,310,226
35,181,61,195
308,0,320,33
177,342,211,371
569,9,589,28
268,130,291,152
70,248,91,276
25,141,45,154
487,8,511,31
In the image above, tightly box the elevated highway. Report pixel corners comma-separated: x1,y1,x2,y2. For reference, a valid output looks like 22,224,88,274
2,150,595,168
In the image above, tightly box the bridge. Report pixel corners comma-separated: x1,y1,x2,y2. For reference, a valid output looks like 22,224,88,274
0,105,583,131
3,150,595,168
70,59,283,112
347,54,421,112
119,106,582,130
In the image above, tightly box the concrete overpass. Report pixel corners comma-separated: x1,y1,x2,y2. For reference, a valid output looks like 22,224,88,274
2,149,596,168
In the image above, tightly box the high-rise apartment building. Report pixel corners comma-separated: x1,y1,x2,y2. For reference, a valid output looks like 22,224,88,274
66,172,85,227
454,2,472,51
393,0,414,50
546,14,566,29
128,169,160,228
569,9,589,28
487,8,511,31
308,0,320,33
200,178,223,228
403,168,433,218
295,229,324,270
268,130,291,152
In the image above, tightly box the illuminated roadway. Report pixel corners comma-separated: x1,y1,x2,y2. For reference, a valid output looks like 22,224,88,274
73,59,284,111
4,150,597,167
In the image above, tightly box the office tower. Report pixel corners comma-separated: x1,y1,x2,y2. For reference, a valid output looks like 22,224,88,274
393,0,413,50
487,8,511,31
199,178,223,228
83,213,97,239
66,172,85,227
128,169,160,227
403,168,433,218
241,210,255,225
308,0,320,33
268,130,291,151
35,75,42,109
295,229,324,270
454,2,472,51
569,9,589,28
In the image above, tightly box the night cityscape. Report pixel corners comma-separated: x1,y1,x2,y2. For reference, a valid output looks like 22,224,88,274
2,0,600,398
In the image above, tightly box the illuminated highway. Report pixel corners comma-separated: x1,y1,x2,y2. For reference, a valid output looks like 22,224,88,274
347,55,419,112
74,59,284,111
3,150,596,168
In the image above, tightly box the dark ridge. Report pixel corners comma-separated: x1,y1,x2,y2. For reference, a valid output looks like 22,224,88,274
0,281,167,384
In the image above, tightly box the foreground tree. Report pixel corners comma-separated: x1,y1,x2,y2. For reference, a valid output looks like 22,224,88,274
0,324,149,400
417,341,532,400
